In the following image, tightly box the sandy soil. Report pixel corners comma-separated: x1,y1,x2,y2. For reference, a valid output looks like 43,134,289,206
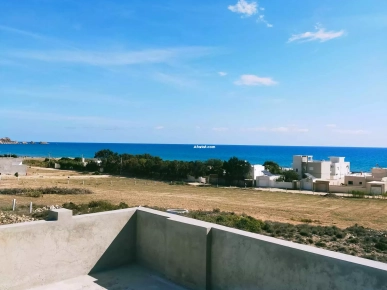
1,167,387,230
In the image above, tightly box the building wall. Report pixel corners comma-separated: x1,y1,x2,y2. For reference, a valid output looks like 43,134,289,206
372,168,387,179
345,175,367,186
251,165,265,179
306,161,331,179
292,155,310,178
256,175,288,188
330,185,367,194
0,158,27,176
330,158,350,180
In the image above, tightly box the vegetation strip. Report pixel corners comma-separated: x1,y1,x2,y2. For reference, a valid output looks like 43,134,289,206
0,187,93,197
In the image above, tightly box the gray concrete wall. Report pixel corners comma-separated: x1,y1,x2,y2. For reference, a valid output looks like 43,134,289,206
165,218,211,290
135,208,387,290
0,208,137,290
210,227,387,290
136,208,211,290
136,208,169,274
1,207,387,290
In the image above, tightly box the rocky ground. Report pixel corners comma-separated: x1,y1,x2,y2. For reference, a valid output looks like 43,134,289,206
0,205,61,225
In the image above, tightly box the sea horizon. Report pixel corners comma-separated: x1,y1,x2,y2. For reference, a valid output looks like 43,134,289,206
1,142,387,172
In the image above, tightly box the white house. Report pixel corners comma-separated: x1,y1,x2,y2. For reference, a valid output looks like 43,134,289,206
250,165,265,180
292,155,350,183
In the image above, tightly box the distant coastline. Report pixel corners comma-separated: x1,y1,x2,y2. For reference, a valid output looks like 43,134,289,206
0,137,48,145
0,142,386,172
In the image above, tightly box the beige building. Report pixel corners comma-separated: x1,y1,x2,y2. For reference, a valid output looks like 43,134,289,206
0,158,27,176
343,168,387,195
292,155,350,183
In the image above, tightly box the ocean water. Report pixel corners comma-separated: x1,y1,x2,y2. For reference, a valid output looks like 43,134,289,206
1,143,386,172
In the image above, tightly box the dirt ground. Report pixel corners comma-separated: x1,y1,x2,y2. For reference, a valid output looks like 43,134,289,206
1,167,387,230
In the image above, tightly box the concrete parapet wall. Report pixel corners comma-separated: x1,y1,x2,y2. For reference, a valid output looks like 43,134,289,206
136,208,169,274
210,226,387,290
0,208,137,290
1,207,387,290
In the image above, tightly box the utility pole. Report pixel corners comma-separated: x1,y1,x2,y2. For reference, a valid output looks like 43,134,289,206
120,157,123,175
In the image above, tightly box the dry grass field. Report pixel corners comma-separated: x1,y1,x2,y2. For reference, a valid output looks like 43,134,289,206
1,167,387,230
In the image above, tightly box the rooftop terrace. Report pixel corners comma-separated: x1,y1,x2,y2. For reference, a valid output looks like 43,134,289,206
1,207,387,290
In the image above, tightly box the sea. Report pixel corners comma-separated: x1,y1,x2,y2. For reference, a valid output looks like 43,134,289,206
1,143,386,172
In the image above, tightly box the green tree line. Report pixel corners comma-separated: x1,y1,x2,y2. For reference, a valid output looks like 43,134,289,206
94,149,252,183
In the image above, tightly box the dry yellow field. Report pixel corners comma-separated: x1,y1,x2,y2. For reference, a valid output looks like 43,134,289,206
1,167,387,230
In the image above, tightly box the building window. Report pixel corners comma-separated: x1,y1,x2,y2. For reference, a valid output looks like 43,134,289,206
359,182,363,185
309,167,313,170
295,168,298,172
348,181,353,185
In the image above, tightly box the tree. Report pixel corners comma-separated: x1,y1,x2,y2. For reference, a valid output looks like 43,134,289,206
263,161,282,175
94,149,116,160
223,157,251,184
188,161,207,178
282,170,300,182
205,159,224,177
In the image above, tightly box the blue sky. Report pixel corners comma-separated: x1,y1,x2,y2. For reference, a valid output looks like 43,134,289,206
1,0,386,146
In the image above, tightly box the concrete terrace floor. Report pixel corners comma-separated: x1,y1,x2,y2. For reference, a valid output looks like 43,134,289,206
28,265,187,290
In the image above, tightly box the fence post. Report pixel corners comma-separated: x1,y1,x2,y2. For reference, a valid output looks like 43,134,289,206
12,199,16,211
30,202,33,214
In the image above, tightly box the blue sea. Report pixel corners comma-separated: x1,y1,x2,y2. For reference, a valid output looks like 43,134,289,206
1,143,386,172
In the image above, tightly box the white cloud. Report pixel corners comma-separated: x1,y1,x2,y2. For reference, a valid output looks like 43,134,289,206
326,124,337,128
153,72,194,87
228,0,257,17
5,47,213,66
288,25,345,43
212,127,229,132
333,129,369,135
242,126,309,133
218,72,227,76
0,25,45,40
155,126,164,130
228,0,272,27
234,74,277,86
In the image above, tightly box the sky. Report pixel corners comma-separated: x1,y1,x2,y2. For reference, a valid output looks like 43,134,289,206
1,0,387,146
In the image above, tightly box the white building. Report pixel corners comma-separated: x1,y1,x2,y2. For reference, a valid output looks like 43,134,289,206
0,158,27,176
292,155,350,183
250,165,265,180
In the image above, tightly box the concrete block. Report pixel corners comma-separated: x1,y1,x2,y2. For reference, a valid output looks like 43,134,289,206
47,208,73,222
165,218,211,290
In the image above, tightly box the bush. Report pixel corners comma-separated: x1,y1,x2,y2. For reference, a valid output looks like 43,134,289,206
62,200,129,215
315,241,326,247
0,187,93,196
14,172,19,177
375,242,387,251
349,190,366,198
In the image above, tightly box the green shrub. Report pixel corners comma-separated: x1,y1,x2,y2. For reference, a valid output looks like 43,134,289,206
375,242,387,251
315,241,326,247
0,187,93,196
